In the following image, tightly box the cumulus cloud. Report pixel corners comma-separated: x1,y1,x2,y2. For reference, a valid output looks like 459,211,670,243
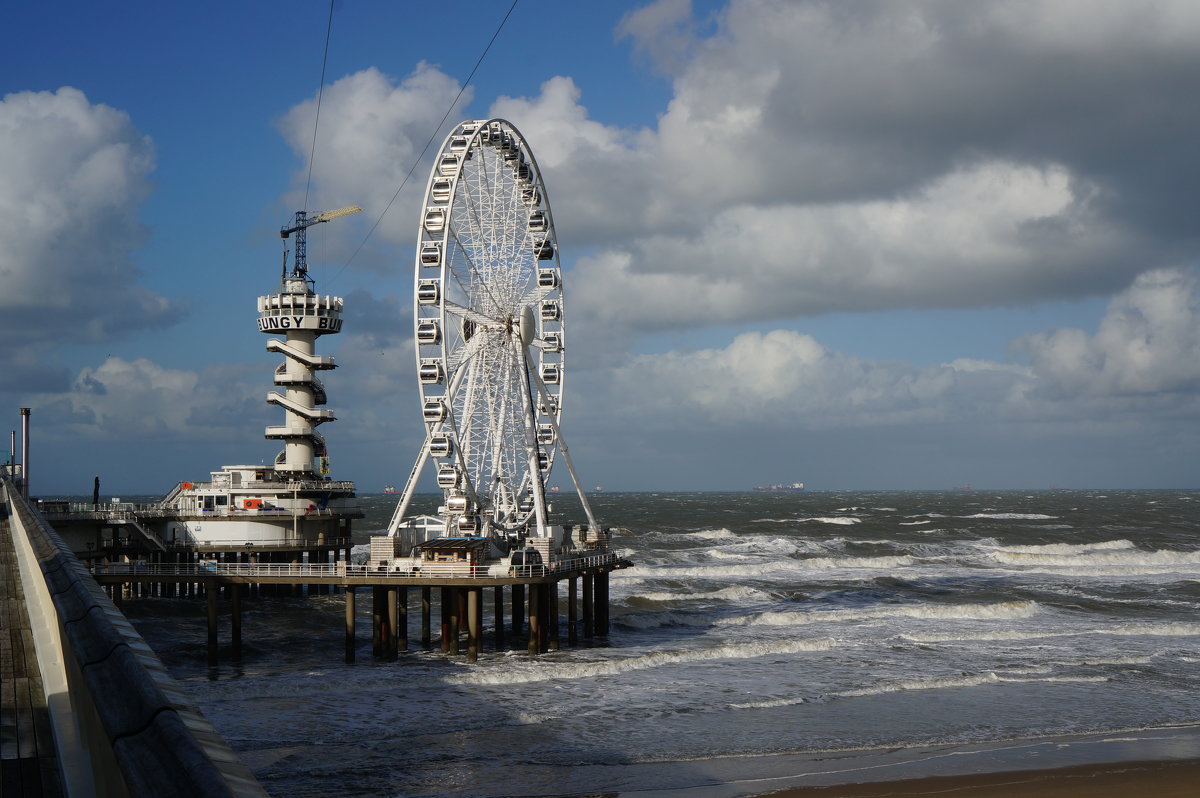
570,160,1131,332
0,87,175,348
486,0,1200,333
616,0,700,75
573,267,1200,441
1019,268,1200,398
583,329,1031,433
277,64,471,261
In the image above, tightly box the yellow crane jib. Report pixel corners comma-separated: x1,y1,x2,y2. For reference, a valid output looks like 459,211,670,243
280,205,364,280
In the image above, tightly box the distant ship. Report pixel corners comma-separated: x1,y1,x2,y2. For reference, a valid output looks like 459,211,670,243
383,485,397,494
753,482,805,492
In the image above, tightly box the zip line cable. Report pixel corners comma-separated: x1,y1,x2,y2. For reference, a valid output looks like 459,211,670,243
303,0,336,214
331,0,520,283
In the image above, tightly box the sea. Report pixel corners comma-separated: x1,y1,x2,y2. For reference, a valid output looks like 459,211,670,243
117,490,1200,797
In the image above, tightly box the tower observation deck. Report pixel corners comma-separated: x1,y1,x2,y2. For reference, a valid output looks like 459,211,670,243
259,205,360,475
258,281,342,475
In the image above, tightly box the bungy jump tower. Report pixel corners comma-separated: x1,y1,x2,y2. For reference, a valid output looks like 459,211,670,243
377,119,624,581
146,206,366,548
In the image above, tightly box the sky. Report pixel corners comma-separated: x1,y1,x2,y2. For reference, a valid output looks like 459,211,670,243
3,0,1200,494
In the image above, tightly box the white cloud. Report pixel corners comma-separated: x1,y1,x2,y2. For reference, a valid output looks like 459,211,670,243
39,357,265,442
575,267,1200,441
277,64,471,257
1019,268,1200,397
570,160,1125,332
616,0,700,75
0,87,174,345
589,329,1031,432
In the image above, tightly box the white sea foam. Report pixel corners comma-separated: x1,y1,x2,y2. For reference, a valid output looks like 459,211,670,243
729,696,808,710
801,554,917,569
802,517,862,525
720,601,1039,628
707,549,756,561
900,629,1066,643
649,553,922,580
836,672,1003,697
899,520,931,526
1100,622,1200,637
997,675,1111,684
635,585,769,604
1048,656,1153,667
446,638,838,685
991,548,1200,568
683,528,739,541
987,539,1134,555
962,513,1058,520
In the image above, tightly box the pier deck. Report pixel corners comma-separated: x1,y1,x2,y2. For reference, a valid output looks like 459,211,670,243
0,501,63,797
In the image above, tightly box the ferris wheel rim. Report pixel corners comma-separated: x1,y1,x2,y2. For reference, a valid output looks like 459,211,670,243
413,118,565,533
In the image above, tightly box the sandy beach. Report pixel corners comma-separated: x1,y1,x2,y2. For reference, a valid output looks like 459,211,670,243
760,758,1200,797
617,725,1200,798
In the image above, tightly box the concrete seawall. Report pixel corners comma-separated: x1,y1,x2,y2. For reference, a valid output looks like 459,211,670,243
1,477,266,797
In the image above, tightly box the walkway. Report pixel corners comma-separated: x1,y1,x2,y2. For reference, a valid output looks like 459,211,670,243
0,499,63,796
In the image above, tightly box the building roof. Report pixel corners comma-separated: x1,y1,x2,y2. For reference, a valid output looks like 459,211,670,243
414,537,488,553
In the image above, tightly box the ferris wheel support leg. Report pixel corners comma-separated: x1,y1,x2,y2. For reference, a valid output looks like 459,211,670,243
389,442,431,536
529,367,600,532
517,343,550,537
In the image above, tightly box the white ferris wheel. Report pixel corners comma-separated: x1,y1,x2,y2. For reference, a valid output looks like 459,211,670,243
391,119,597,542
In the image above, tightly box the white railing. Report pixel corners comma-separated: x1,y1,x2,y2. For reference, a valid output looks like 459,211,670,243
91,551,622,580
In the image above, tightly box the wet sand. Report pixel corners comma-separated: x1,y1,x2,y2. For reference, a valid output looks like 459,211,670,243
760,758,1200,797
621,725,1200,797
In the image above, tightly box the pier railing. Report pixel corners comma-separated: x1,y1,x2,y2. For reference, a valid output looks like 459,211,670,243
91,550,623,580
40,502,350,520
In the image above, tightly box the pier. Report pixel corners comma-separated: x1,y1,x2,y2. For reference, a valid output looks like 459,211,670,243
86,552,627,664
31,492,628,666
1,473,266,797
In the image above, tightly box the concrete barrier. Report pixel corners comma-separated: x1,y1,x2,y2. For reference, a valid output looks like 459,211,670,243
2,478,267,797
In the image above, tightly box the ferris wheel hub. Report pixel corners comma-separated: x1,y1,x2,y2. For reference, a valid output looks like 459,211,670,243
519,304,537,346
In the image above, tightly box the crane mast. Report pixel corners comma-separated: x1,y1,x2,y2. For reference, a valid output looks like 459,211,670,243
280,205,363,283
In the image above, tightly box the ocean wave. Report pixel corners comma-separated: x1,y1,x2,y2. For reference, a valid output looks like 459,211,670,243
445,638,837,685
990,548,1200,568
1100,622,1200,637
802,517,862,525
900,629,1065,643
987,539,1134,555
634,585,770,604
719,601,1039,628
961,513,1059,520
801,554,917,569
683,527,739,541
899,520,931,526
729,696,807,710
997,675,1111,684
836,672,1003,697
646,554,920,580
707,549,757,561
1048,656,1153,667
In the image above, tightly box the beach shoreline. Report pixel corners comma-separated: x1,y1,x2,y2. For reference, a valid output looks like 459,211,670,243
618,724,1200,798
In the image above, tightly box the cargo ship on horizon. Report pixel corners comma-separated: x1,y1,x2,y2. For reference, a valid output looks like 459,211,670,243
753,481,805,492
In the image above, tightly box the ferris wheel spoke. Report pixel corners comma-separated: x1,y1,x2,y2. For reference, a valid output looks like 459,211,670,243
442,299,505,329
448,226,506,314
